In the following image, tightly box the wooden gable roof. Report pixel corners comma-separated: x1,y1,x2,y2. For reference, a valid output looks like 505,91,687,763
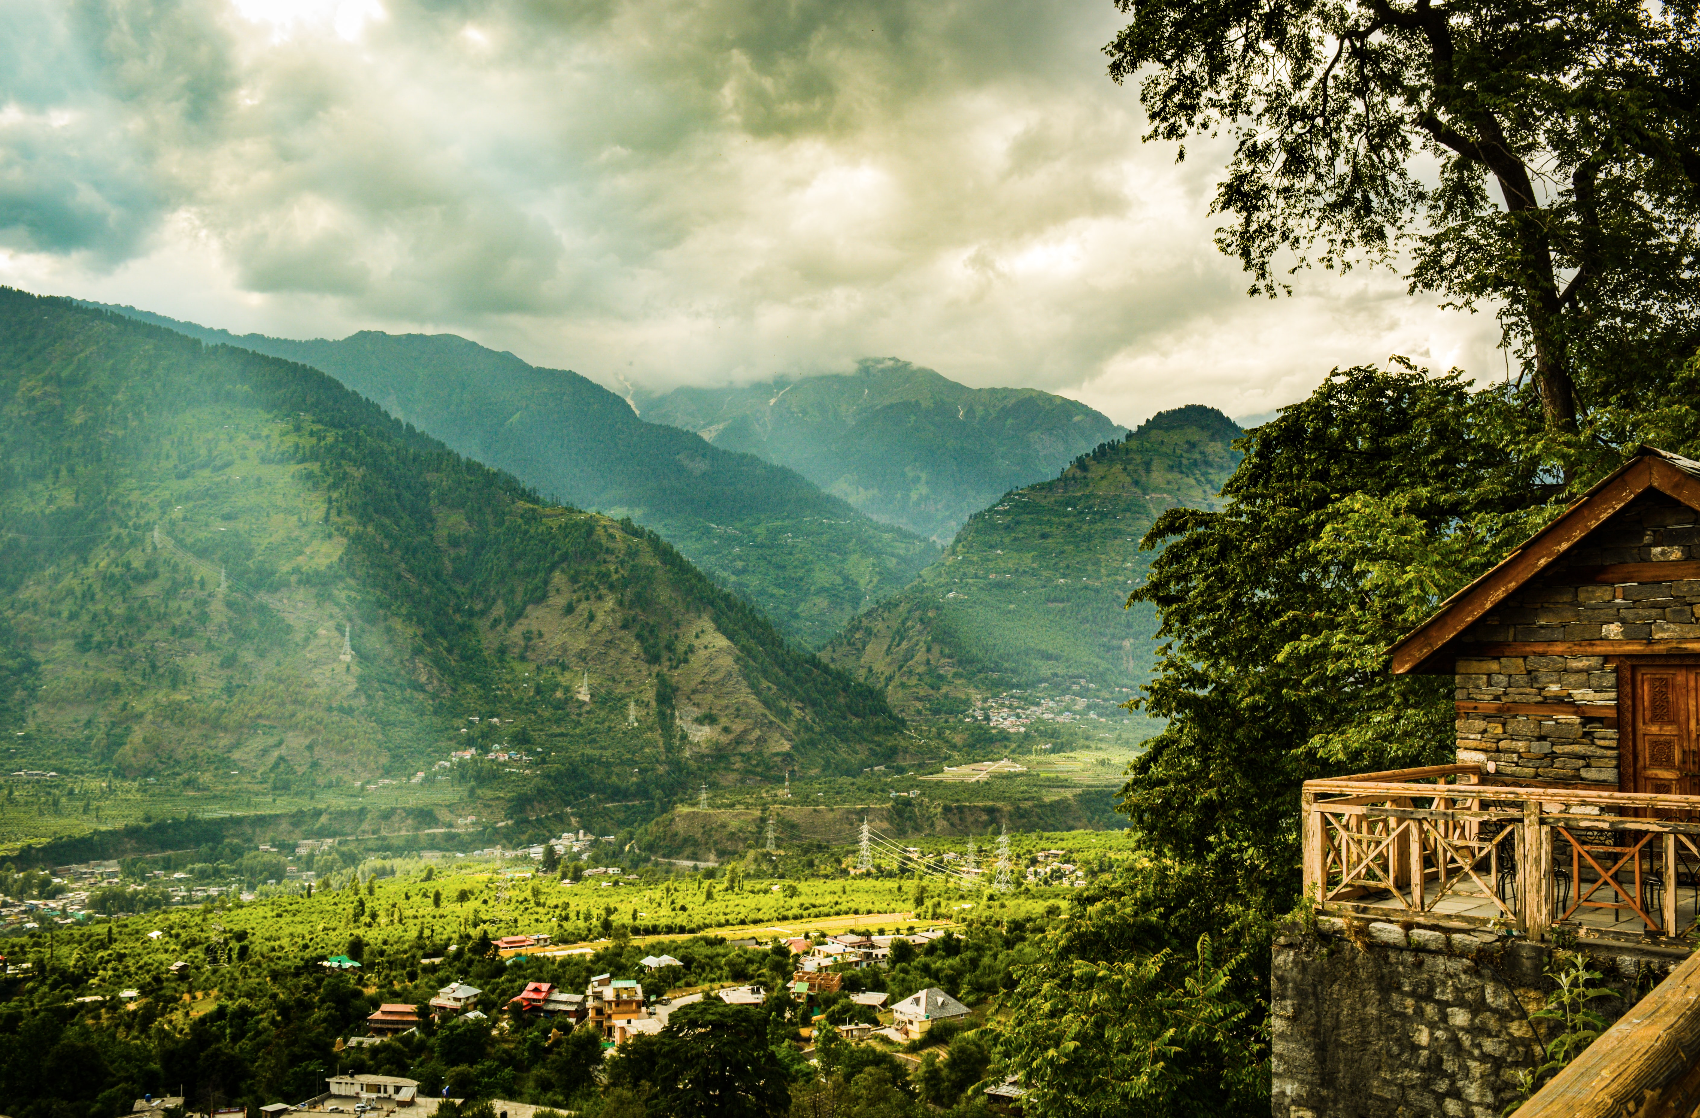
1389,447,1700,674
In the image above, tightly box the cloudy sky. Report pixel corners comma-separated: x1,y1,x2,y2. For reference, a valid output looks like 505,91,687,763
0,0,1501,426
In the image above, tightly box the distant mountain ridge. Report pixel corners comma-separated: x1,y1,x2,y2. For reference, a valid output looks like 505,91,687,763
85,305,937,649
3,289,901,794
640,359,1128,541
823,404,1243,724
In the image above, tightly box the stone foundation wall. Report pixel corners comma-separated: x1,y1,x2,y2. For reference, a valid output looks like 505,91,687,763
1271,916,1685,1118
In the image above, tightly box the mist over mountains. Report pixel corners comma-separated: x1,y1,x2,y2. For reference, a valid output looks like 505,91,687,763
641,359,1127,542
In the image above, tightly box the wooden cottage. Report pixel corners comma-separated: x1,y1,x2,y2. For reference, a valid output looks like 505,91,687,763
1389,445,1700,795
1300,447,1700,942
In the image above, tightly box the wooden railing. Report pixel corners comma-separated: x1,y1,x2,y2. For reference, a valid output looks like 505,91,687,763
1302,765,1700,940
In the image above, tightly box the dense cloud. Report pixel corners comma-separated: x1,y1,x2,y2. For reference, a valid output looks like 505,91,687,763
0,0,1497,424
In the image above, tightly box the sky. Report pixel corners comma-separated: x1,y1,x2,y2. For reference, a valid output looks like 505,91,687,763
0,0,1503,428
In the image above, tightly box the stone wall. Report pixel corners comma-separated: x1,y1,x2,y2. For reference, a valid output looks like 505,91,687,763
1449,489,1700,787
1272,916,1684,1118
1453,654,1619,785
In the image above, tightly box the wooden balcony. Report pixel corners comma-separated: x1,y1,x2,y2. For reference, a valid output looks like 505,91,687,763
1303,765,1700,942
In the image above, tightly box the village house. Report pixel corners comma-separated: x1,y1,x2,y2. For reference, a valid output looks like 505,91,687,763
131,1095,186,1115
716,984,766,1006
891,987,971,1039
326,1074,420,1103
507,981,588,1022
429,982,481,1017
793,970,842,995
586,974,646,1036
364,1003,422,1035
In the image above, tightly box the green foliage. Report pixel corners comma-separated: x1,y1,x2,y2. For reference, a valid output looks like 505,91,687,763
605,1000,792,1117
1505,953,1618,1111
1124,366,1549,892
643,358,1126,543
825,405,1242,720
993,856,1268,1118
1104,0,1700,434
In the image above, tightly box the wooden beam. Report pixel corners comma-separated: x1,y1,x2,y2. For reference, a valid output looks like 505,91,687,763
1571,560,1700,584
1388,458,1658,675
1512,943,1700,1117
1306,779,1700,810
1461,640,1700,657
1456,700,1617,725
1333,763,1483,782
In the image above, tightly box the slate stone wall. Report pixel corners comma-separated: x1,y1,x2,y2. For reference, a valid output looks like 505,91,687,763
1453,654,1619,785
1449,490,1700,787
1271,916,1681,1118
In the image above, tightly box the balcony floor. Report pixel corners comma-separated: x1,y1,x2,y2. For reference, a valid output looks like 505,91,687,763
1342,874,1700,935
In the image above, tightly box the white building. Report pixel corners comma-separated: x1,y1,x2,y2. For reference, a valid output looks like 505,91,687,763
891,987,971,1039
326,1074,419,1103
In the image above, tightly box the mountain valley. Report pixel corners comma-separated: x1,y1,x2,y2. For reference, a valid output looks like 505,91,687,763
822,405,1243,729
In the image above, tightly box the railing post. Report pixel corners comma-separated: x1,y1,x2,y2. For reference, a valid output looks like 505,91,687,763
1410,819,1426,912
1666,832,1679,937
1300,789,1320,904
1521,799,1546,940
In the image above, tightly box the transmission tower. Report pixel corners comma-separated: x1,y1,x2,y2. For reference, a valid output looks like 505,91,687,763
857,816,873,872
340,622,354,662
784,770,791,798
965,838,979,876
994,826,1013,892
218,566,228,593
765,817,776,853
699,783,709,811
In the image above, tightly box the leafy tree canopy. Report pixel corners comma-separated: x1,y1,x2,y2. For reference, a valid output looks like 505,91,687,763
1107,0,1700,433
605,1000,791,1118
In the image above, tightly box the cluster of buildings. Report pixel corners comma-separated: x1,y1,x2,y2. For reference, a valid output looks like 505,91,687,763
959,689,1116,732
1025,850,1088,887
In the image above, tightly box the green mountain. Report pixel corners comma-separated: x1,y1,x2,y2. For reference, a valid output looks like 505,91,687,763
88,307,938,649
821,405,1242,728
0,288,901,795
639,359,1127,542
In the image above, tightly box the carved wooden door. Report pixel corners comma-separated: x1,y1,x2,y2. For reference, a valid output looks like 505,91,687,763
1633,665,1700,798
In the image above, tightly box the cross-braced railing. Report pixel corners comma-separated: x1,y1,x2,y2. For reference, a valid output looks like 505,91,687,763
1303,765,1700,941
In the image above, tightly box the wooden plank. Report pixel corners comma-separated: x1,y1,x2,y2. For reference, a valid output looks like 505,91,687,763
1665,833,1678,936
1520,803,1541,936
1572,560,1700,584
1305,778,1700,811
1388,458,1655,675
1456,700,1617,723
1334,763,1484,782
1462,640,1700,657
1343,805,1522,824
1513,939,1700,1117
1300,790,1320,905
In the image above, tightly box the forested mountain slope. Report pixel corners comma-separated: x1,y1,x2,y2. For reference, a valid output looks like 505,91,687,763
822,406,1242,723
641,359,1127,541
89,306,937,649
0,289,900,797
